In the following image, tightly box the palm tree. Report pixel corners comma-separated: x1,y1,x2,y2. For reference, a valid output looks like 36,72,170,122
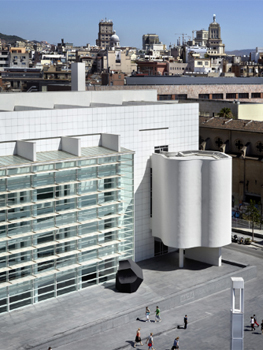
218,107,233,119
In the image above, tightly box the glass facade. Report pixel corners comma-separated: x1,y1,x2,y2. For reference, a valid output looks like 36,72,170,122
0,148,134,313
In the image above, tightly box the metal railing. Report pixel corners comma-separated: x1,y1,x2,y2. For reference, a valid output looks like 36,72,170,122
232,218,262,231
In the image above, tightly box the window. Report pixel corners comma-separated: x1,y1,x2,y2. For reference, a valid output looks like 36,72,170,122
159,95,172,100
238,93,249,99
36,187,54,201
226,93,236,99
252,93,261,98
256,141,263,153
197,61,203,66
214,137,223,149
174,94,187,100
154,145,168,153
199,94,209,99
212,94,223,100
235,139,244,150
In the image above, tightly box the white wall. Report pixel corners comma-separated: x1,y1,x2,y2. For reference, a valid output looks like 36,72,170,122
151,152,232,250
185,247,222,266
0,91,199,262
0,90,157,111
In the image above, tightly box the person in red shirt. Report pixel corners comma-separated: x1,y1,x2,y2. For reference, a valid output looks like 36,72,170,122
134,328,143,347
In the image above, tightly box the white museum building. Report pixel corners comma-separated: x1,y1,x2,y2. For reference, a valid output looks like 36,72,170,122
0,64,231,313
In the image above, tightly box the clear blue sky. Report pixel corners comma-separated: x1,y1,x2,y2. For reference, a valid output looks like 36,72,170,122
1,0,262,51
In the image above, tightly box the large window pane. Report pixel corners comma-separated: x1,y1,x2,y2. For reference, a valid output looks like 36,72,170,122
8,251,32,266
98,156,118,164
35,276,55,302
35,231,54,245
78,208,97,222
78,194,97,208
56,198,77,212
8,206,31,221
0,179,6,192
56,241,77,255
8,191,31,206
33,217,54,231
56,227,77,240
7,175,31,191
98,164,116,178
57,271,76,295
79,222,97,235
56,184,76,198
78,181,97,195
7,167,31,176
55,169,77,184
32,172,54,187
35,202,54,216
8,221,32,236
33,164,54,172
80,249,97,263
98,205,116,218
34,187,54,202
78,167,96,180
56,212,77,226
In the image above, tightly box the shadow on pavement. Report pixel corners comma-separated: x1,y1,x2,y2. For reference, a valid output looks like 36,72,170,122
137,252,212,272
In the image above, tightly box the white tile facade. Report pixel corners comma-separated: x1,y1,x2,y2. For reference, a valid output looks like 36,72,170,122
0,91,199,262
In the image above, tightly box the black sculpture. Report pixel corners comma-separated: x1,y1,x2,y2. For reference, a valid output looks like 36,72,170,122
116,259,143,293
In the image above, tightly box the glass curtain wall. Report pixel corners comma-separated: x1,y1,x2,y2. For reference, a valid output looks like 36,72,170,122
0,151,134,313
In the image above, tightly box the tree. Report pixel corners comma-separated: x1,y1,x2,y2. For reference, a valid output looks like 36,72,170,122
242,200,261,242
218,107,233,119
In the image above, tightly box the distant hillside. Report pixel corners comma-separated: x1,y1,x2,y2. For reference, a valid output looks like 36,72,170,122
0,33,25,44
226,49,253,57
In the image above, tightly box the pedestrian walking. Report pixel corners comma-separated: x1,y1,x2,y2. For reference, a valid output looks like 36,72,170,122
171,336,180,349
261,320,263,335
48,347,52,350
145,306,151,322
155,306,161,323
250,316,255,331
184,315,188,329
253,314,259,327
134,328,143,347
146,332,154,350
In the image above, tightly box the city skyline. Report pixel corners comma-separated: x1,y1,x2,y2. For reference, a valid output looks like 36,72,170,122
1,0,262,51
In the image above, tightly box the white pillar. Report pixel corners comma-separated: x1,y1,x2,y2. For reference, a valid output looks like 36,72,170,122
179,249,184,268
231,277,244,350
71,62,85,91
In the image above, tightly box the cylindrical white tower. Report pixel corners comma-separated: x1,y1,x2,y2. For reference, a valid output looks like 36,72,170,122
151,150,232,265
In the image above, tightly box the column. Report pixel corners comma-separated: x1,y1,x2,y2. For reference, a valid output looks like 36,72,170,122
231,277,244,350
179,248,184,268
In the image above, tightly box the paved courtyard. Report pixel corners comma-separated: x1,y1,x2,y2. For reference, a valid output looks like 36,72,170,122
1,241,263,350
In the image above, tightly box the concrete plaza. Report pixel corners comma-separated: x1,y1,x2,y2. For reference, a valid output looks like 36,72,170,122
1,242,263,350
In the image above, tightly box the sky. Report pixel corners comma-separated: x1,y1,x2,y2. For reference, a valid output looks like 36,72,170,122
0,0,263,51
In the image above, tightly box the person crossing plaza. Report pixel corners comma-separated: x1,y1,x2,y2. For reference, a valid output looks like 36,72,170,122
134,328,143,347
146,332,155,350
145,306,151,322
155,306,161,323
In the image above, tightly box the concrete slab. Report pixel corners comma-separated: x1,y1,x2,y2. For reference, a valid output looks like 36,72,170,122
0,247,261,350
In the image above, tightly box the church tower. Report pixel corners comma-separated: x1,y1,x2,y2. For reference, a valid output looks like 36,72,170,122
206,14,225,56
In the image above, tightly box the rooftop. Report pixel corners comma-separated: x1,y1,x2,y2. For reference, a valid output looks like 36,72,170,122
126,76,263,85
0,90,159,112
200,116,263,133
0,146,133,169
160,150,229,160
